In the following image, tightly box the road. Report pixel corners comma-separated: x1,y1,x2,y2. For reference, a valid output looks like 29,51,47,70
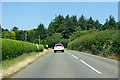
12,50,118,78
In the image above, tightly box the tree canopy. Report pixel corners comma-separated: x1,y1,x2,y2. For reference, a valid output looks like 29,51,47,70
1,14,118,48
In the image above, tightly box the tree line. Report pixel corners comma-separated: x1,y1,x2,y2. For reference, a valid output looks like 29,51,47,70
0,14,119,48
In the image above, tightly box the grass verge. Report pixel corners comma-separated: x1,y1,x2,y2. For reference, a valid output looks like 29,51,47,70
67,49,119,61
82,50,120,61
1,49,53,79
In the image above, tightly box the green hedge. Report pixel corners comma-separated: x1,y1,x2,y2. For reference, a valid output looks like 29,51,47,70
2,38,44,60
68,30,119,57
38,45,44,52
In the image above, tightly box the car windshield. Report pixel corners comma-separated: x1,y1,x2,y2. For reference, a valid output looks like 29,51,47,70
55,44,63,46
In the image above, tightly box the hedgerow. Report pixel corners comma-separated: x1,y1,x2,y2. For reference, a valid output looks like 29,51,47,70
38,45,44,52
68,30,119,57
2,38,44,60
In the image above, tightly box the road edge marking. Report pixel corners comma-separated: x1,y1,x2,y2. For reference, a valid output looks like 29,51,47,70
80,60,102,74
66,51,78,59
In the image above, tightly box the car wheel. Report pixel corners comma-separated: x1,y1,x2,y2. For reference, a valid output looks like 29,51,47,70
54,51,56,53
62,50,64,53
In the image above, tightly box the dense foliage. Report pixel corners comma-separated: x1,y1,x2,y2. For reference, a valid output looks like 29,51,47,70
47,15,118,47
0,15,120,56
0,14,119,53
2,38,44,60
68,30,119,57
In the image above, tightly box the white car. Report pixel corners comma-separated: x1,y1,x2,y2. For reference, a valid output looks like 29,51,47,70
54,44,64,53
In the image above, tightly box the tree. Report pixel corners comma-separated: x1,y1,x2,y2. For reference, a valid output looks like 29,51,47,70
2,29,16,39
2,31,10,39
15,30,25,41
87,17,95,30
41,39,47,46
47,33,62,47
0,25,2,38
70,30,88,41
78,14,86,23
62,15,72,38
118,21,120,30
55,15,64,33
12,26,19,32
109,15,117,29
47,14,64,36
94,20,101,29
28,30,35,43
70,15,77,32
4,29,9,31
2,28,4,32
101,19,109,30
33,39,40,44
10,31,16,39
35,24,47,39
78,15,87,30
47,21,56,36
60,39,69,48
0,25,2,34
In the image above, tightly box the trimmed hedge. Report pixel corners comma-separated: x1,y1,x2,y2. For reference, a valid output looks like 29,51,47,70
38,45,44,52
68,30,119,57
2,38,44,60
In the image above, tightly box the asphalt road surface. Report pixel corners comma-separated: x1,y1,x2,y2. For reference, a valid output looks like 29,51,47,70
12,50,118,78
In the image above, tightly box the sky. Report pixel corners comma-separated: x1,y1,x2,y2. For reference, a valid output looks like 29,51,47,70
2,2,118,30
1,0,120,2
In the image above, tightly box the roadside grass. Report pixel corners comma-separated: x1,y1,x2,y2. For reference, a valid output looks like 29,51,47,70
1,49,53,78
82,50,120,61
97,53,119,61
81,50,120,61
2,52,39,70
67,49,119,61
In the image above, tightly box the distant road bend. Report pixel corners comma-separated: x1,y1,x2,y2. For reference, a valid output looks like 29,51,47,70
12,50,118,78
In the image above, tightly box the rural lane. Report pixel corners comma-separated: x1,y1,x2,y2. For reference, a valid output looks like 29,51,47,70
12,50,118,78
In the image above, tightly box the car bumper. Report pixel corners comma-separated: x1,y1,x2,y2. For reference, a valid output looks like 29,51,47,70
54,49,64,51
54,49,64,53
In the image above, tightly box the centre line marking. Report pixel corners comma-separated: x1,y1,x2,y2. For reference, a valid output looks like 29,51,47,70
80,60,102,74
68,53,70,54
73,55,78,59
71,54,78,59
74,56,78,59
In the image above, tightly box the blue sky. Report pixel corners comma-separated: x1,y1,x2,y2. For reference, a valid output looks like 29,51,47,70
2,2,118,30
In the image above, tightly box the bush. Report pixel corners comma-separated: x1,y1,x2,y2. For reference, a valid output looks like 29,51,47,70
34,39,47,49
70,30,88,41
2,38,44,60
68,30,119,57
38,45,44,52
33,39,39,44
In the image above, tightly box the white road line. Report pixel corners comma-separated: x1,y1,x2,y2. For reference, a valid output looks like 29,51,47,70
71,54,75,57
71,54,78,59
80,60,102,74
71,54,74,56
68,53,70,54
66,51,78,59
74,56,78,59
66,51,102,74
